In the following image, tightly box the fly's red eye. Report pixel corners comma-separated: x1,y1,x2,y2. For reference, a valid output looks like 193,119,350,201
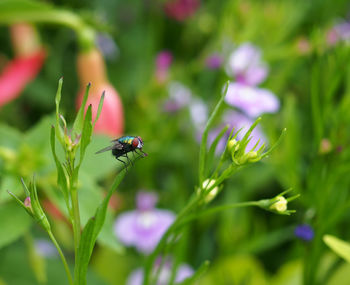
132,138,139,148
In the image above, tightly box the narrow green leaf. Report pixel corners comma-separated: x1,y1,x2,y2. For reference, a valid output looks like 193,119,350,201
206,125,229,177
199,81,229,185
93,92,105,126
50,126,69,205
324,235,350,263
73,83,91,136
178,260,210,285
79,105,93,166
260,128,287,159
55,78,65,146
74,169,126,285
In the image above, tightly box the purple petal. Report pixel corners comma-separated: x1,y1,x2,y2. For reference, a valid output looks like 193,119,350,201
114,209,175,254
164,82,192,112
127,268,144,285
226,43,268,86
156,51,173,71
206,53,223,69
225,82,279,117
175,264,195,283
96,33,119,60
189,98,208,130
295,224,314,241
137,191,158,211
35,239,57,258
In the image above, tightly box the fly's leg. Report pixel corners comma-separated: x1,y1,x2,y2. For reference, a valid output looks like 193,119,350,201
116,157,128,171
124,153,134,166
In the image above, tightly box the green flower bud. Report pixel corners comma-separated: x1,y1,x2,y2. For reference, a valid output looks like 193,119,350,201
270,196,288,213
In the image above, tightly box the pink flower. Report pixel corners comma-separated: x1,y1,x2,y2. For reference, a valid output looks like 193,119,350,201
0,50,45,107
226,43,268,86
76,48,124,137
164,0,200,21
326,20,350,46
155,51,173,83
0,23,45,107
114,191,175,254
206,53,223,69
225,82,279,117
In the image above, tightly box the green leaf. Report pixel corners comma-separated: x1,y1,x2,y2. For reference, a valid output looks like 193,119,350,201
324,235,350,263
79,105,93,167
199,82,229,185
73,83,91,137
93,92,105,126
0,201,32,249
74,169,126,285
178,260,210,285
54,78,65,146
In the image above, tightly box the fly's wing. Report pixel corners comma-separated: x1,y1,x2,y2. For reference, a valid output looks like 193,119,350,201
95,141,124,154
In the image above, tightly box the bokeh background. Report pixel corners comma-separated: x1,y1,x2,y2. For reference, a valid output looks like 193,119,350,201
1,0,350,284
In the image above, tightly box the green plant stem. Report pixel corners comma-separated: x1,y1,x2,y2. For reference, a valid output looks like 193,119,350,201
47,230,74,285
0,9,95,51
71,186,81,254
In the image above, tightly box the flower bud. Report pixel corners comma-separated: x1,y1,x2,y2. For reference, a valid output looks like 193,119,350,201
199,179,219,203
227,139,239,154
24,197,32,210
269,196,288,213
76,48,124,137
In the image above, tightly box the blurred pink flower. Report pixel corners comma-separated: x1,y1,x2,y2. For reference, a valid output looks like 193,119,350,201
114,191,175,254
226,43,268,86
164,0,200,21
0,50,45,107
155,51,173,83
0,23,45,107
206,53,223,69
225,82,279,117
77,48,124,137
127,261,193,285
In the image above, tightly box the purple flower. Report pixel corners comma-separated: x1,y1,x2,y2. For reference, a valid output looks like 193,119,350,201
206,53,223,69
127,262,194,285
35,239,57,258
226,43,268,86
295,224,314,241
163,81,192,112
156,51,173,83
114,192,175,254
189,98,208,131
225,82,279,118
163,0,200,22
327,20,350,45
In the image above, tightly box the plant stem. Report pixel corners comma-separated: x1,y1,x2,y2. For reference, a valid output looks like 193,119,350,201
0,9,95,51
71,186,81,254
48,231,74,285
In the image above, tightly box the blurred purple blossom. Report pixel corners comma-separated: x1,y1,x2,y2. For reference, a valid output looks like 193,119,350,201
96,33,119,60
294,224,314,241
163,0,200,22
155,51,173,83
35,239,57,258
189,98,208,131
156,51,173,71
225,82,279,118
226,43,268,86
127,261,194,285
163,81,192,112
206,53,223,69
326,20,350,45
114,191,175,254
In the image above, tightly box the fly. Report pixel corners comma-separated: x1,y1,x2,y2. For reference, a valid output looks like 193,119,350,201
96,136,147,169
